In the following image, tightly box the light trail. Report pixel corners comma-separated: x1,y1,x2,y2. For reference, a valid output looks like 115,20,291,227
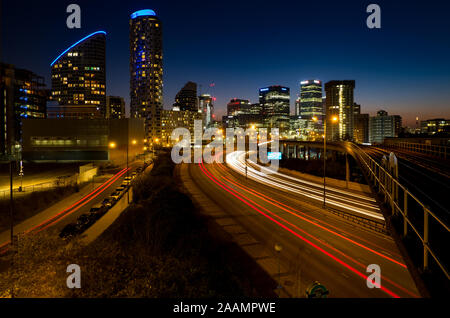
226,151,383,221
198,160,402,298
0,167,129,254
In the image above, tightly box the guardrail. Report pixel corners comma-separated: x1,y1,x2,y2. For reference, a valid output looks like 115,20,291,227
350,143,449,280
383,140,449,159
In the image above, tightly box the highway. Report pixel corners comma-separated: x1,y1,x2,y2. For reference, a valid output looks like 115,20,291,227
180,152,421,298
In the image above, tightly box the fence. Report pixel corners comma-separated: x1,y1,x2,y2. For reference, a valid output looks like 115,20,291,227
383,140,449,159
350,143,449,280
0,175,77,200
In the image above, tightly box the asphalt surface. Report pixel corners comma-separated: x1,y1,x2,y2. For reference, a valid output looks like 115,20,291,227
181,155,420,298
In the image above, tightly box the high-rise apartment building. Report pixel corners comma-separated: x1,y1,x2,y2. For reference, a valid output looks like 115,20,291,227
130,9,163,141
173,81,197,112
50,31,106,119
369,110,402,144
325,80,355,141
106,96,126,119
1,63,47,156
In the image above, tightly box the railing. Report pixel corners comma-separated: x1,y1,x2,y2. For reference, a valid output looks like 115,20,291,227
0,176,76,200
383,140,449,159
350,143,449,280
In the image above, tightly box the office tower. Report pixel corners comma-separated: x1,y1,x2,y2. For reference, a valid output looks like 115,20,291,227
173,81,197,112
369,110,402,144
420,118,450,135
259,86,290,130
106,96,126,119
299,80,323,119
354,114,369,144
325,80,355,141
198,94,214,128
295,96,300,116
227,98,251,116
50,31,106,119
130,9,163,141
250,103,262,115
0,63,47,156
161,109,202,146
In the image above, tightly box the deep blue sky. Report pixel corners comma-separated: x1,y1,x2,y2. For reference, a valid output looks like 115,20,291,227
2,0,450,125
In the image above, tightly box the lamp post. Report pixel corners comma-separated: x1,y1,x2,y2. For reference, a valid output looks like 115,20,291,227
313,115,338,208
274,243,283,297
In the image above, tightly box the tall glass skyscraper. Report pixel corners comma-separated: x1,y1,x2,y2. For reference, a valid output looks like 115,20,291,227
50,31,106,119
130,9,163,141
299,80,323,119
259,86,290,131
325,80,355,141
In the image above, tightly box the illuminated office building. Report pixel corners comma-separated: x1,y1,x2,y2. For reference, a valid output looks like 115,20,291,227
130,9,163,141
259,86,290,131
106,96,126,119
227,98,251,116
50,31,106,119
161,109,202,146
325,80,355,141
299,80,323,119
198,94,214,128
1,63,47,156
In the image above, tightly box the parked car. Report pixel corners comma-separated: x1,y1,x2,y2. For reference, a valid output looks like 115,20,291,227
59,223,79,239
110,191,121,201
101,198,113,208
115,185,126,192
89,203,103,213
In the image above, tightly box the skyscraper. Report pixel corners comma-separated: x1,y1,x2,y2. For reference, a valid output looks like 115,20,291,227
227,98,251,116
369,110,402,144
299,80,323,119
198,94,214,128
130,9,163,141
1,63,47,156
259,86,290,131
50,31,106,119
325,80,355,141
173,81,197,112
106,96,126,119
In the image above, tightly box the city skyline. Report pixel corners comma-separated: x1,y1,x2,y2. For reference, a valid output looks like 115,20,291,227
2,0,450,127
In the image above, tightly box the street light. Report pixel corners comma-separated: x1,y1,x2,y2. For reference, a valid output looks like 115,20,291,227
274,243,283,297
312,115,338,207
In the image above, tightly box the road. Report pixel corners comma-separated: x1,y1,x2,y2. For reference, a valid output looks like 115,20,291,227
180,153,420,298
0,161,144,254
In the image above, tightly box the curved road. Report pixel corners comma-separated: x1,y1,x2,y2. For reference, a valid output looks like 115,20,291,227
180,155,420,298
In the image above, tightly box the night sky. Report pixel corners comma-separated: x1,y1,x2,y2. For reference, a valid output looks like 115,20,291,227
2,0,450,125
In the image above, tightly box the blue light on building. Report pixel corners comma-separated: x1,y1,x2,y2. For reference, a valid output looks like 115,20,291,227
50,31,107,66
131,9,156,19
